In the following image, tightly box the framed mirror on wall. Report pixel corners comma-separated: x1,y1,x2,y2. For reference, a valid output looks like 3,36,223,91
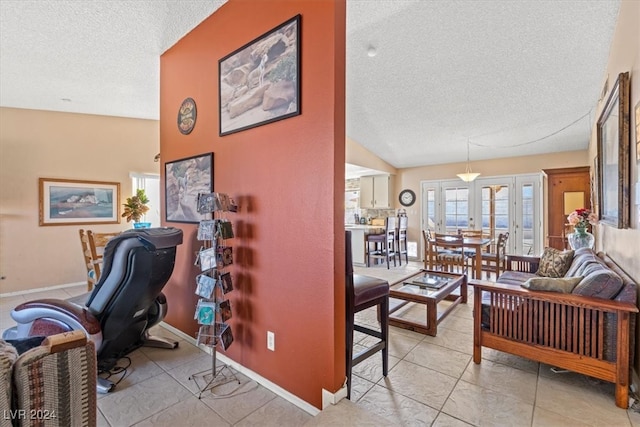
597,71,630,229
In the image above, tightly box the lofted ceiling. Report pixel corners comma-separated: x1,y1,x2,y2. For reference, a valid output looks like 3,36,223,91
0,0,620,169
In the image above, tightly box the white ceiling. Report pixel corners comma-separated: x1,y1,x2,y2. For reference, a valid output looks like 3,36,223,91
0,0,620,169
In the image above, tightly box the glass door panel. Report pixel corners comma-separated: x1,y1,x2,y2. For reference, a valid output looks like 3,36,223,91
444,186,470,233
479,182,510,249
515,175,542,255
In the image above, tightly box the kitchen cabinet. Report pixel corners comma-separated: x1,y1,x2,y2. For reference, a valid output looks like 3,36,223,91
359,175,395,209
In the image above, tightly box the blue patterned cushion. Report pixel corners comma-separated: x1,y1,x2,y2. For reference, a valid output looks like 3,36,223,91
573,269,624,299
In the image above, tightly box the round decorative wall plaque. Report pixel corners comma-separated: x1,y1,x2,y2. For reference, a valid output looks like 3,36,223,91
177,97,197,135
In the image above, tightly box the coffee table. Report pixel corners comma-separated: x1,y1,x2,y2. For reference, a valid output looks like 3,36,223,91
388,269,467,336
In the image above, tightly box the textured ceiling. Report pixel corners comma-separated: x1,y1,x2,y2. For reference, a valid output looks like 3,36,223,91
0,0,620,168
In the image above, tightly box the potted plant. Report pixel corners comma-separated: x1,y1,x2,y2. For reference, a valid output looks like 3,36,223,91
122,189,151,228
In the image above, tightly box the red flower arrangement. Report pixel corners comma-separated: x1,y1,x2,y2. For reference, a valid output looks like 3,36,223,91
567,208,598,229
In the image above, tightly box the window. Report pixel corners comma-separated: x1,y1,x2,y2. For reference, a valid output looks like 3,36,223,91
131,173,160,227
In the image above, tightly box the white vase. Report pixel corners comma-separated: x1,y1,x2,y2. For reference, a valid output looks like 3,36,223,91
568,226,594,250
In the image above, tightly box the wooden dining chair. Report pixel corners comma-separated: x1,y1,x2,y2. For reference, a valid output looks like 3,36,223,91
456,229,487,271
86,230,120,289
480,232,509,279
78,229,95,290
432,233,469,275
422,229,442,269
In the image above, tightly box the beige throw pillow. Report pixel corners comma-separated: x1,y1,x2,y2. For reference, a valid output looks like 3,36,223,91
536,247,574,278
522,276,583,293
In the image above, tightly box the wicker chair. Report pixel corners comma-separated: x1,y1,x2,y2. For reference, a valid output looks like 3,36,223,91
2,330,97,426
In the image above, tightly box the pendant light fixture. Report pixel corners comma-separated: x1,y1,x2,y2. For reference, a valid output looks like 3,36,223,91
457,138,480,182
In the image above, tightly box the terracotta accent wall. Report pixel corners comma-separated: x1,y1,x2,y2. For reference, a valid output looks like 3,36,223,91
159,0,346,409
0,107,159,293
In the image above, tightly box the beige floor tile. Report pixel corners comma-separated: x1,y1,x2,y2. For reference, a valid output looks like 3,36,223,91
98,372,192,426
0,312,17,335
535,374,629,425
0,295,26,308
461,358,537,404
438,314,473,335
432,412,474,427
234,395,312,426
387,332,422,359
358,384,440,426
422,328,474,355
351,345,401,383
138,339,205,371
105,348,164,390
441,380,533,426
22,288,73,301
389,324,428,341
133,396,231,426
63,285,91,298
450,304,473,320
305,398,394,426
628,407,640,427
532,406,630,427
96,408,110,427
381,360,457,409
199,378,277,424
350,374,376,402
404,340,471,379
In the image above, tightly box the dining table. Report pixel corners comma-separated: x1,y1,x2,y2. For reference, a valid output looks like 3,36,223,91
426,236,492,279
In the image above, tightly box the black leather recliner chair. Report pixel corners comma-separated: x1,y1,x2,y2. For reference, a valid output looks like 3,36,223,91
2,227,183,392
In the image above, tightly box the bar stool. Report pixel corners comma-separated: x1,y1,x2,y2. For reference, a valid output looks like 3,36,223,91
365,216,397,268
345,230,389,399
396,215,408,265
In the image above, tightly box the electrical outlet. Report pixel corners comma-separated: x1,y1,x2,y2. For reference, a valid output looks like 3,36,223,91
267,331,275,351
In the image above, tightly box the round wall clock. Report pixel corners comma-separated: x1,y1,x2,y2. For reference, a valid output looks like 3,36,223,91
399,189,416,207
177,97,197,135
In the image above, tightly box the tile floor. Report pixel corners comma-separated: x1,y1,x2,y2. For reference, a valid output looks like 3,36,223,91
2,262,640,426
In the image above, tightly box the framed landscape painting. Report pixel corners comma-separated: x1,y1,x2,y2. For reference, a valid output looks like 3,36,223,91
39,178,120,226
165,153,213,223
219,14,301,136
597,72,630,229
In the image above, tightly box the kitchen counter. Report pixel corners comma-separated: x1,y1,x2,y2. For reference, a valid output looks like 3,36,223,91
345,224,385,230
345,225,384,266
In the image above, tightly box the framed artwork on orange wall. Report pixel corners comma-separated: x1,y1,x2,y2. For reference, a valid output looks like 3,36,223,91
218,14,301,136
165,153,213,223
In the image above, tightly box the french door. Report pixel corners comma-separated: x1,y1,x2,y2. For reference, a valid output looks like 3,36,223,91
421,174,542,259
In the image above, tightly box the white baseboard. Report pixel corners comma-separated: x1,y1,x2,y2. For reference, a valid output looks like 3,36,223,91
321,382,348,409
159,321,321,416
0,281,86,298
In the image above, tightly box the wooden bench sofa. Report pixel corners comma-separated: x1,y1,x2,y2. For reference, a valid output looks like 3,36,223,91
471,248,638,408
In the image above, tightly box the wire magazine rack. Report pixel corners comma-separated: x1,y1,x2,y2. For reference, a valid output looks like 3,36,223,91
188,191,240,398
